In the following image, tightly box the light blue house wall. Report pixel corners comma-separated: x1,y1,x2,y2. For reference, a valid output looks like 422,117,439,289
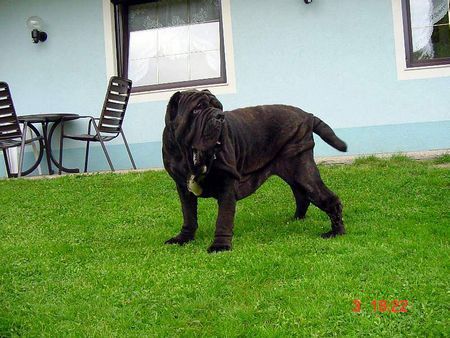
0,0,449,177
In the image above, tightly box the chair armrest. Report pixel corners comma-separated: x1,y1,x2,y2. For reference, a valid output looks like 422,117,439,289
79,116,102,135
59,115,101,135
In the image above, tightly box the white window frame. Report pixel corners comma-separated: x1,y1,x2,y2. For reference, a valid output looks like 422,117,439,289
102,0,236,102
391,0,450,80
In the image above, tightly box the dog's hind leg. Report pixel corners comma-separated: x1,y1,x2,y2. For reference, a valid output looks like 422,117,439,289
294,153,345,238
165,184,198,245
290,185,311,220
276,167,310,220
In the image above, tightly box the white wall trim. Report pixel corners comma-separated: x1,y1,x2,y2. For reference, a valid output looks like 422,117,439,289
391,0,450,80
103,0,118,82
102,0,236,102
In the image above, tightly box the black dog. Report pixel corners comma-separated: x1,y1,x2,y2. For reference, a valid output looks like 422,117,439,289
163,90,347,253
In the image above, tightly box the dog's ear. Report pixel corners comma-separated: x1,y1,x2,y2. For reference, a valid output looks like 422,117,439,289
211,97,223,110
202,89,223,110
165,91,181,125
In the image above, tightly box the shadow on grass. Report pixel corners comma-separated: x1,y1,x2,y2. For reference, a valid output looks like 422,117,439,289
0,316,23,338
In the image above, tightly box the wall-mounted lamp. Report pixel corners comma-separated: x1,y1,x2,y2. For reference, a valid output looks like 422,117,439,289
304,0,313,3
26,16,47,43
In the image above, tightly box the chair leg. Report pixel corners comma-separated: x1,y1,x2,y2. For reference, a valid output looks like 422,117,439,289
84,120,92,173
84,141,90,173
120,130,136,170
98,137,115,172
17,123,28,178
2,149,12,178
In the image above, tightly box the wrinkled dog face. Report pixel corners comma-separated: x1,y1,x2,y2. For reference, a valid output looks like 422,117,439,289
166,90,224,177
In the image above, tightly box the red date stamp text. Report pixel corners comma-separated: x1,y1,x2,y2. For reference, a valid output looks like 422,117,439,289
352,299,408,313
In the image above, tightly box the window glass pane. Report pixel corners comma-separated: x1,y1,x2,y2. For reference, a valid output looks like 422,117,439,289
126,0,224,88
190,22,220,52
159,54,190,83
409,0,450,63
128,58,158,86
129,30,158,60
129,2,159,31
190,0,221,24
431,13,450,58
128,0,220,30
158,25,190,56
158,0,189,28
190,50,221,80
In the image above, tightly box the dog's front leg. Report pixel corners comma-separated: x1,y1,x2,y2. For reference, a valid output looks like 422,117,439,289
165,184,198,245
208,183,237,253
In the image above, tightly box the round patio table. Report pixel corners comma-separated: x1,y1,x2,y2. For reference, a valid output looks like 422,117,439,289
18,113,80,175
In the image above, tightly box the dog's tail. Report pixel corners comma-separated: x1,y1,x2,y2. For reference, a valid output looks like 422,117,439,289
313,116,347,152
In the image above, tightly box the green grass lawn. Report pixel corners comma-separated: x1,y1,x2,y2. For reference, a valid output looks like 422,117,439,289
0,156,448,337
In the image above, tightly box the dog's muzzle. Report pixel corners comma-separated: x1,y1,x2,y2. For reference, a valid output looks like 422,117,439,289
188,146,219,196
192,149,207,174
188,149,207,196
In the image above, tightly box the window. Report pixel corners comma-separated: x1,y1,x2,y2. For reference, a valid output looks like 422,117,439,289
402,0,450,67
113,0,226,93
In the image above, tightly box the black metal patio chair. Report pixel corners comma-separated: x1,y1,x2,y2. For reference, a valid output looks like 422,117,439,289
59,76,136,173
0,82,44,178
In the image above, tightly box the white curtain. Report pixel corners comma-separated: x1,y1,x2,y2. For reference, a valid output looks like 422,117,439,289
410,0,449,59
6,148,18,174
128,0,220,31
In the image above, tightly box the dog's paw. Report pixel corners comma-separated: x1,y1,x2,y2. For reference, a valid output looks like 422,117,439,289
294,213,307,220
321,229,345,238
164,235,194,245
207,243,232,253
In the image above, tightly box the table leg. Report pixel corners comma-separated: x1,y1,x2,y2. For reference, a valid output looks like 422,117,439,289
59,120,64,175
29,131,42,176
41,122,54,175
47,120,80,174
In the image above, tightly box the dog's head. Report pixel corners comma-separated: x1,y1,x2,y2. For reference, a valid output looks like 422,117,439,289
165,89,224,176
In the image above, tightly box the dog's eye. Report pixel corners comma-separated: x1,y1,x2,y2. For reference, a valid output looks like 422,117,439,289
194,101,207,112
193,109,202,115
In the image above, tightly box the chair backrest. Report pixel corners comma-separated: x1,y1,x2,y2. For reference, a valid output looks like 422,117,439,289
98,76,132,134
0,82,22,140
